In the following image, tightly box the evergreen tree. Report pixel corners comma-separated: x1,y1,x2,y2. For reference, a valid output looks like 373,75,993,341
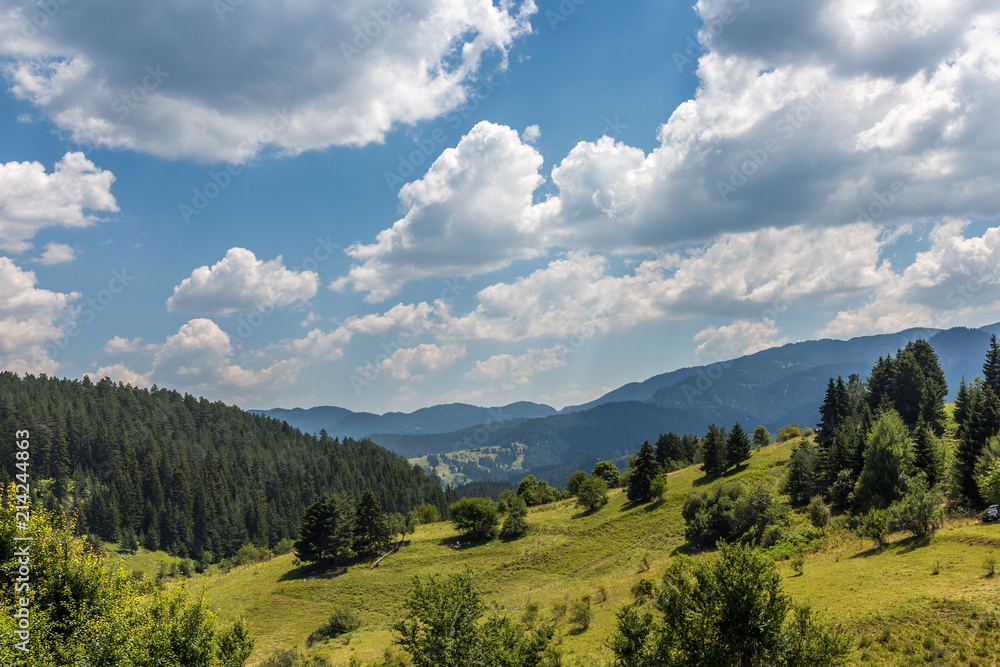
983,333,1000,394
816,377,849,447
726,422,752,469
354,488,391,557
855,411,915,511
784,439,819,505
867,356,896,414
294,494,356,565
626,440,659,503
700,424,728,478
912,421,943,486
654,432,683,469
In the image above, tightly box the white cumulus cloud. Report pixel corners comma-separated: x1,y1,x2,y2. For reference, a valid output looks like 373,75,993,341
0,152,117,252
0,257,80,374
167,247,318,315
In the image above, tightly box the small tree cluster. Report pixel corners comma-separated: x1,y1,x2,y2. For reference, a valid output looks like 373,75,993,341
449,497,499,540
608,542,851,666
575,473,609,511
392,571,553,667
295,488,393,566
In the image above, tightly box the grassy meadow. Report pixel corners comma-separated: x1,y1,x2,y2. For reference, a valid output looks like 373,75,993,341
114,435,1000,666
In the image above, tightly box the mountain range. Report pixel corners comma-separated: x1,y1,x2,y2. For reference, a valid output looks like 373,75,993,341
258,323,1000,485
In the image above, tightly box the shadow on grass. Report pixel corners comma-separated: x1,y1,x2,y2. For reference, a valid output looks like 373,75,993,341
571,505,607,519
278,561,351,582
436,534,496,550
898,533,933,553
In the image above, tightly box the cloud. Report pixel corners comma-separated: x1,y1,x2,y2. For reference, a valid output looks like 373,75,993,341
147,318,301,391
441,224,889,342
284,301,435,361
0,0,536,162
103,335,144,354
331,1,1000,300
694,318,788,363
0,257,80,374
166,247,318,315
359,342,466,381
334,121,554,301
820,218,1000,337
35,242,77,265
86,362,150,387
0,152,117,252
465,346,566,382
522,124,541,143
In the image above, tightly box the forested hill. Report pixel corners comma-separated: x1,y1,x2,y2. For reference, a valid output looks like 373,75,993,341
0,372,448,560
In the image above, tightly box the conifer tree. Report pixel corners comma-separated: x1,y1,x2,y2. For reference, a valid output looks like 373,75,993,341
983,333,1000,394
700,424,728,478
625,440,659,503
726,422,752,469
354,488,391,556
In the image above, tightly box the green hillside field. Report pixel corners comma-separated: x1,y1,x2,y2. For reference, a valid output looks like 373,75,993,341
149,436,1000,666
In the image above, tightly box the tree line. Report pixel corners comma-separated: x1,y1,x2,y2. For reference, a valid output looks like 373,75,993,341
0,372,449,561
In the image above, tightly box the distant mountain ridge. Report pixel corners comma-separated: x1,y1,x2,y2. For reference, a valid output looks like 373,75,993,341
259,322,1000,485
253,401,557,439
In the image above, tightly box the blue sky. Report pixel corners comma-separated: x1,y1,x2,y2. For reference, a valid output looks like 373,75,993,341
2,0,999,412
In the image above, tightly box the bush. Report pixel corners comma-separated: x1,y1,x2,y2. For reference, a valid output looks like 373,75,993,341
307,607,362,646
807,496,831,534
392,570,552,667
609,543,851,666
233,542,272,566
566,471,588,495
499,497,529,540
857,508,889,549
274,537,296,555
576,474,609,511
569,594,592,632
449,497,499,540
592,461,621,488
682,480,790,547
413,502,441,524
776,424,803,442
631,578,655,601
886,475,944,537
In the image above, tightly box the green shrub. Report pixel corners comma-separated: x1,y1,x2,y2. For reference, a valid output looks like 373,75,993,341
307,607,362,646
449,497,499,540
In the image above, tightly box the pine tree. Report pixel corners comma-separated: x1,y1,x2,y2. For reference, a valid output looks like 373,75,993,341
700,424,728,478
626,440,659,503
295,494,356,565
984,334,1000,394
354,488,391,556
912,421,942,486
726,422,751,469
867,356,896,414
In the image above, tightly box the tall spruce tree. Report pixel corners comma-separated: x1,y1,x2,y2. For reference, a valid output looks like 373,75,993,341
700,424,728,478
626,440,659,503
984,334,1000,394
354,488,391,556
294,494,356,565
726,422,752,469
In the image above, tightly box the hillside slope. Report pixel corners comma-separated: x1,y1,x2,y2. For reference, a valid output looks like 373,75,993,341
192,438,1000,666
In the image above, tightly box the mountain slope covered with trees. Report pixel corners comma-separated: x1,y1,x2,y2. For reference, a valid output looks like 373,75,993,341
0,372,448,560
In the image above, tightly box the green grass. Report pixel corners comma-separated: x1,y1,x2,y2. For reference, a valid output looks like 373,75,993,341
189,439,1000,666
